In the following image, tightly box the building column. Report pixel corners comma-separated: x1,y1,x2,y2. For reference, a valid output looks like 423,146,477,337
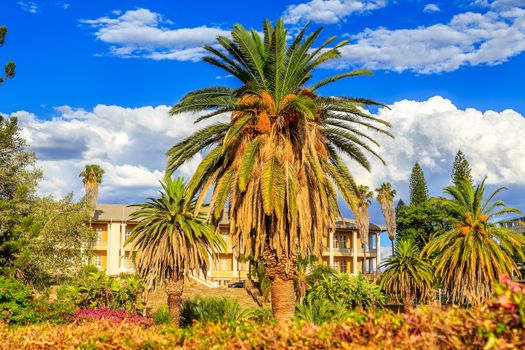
232,254,238,273
329,230,334,269
376,232,381,275
352,231,358,274
120,223,126,271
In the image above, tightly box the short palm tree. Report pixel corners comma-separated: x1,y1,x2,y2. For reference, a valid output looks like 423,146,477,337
381,239,433,311
355,185,373,274
79,164,104,210
423,179,525,305
128,178,224,326
375,182,397,256
166,19,391,322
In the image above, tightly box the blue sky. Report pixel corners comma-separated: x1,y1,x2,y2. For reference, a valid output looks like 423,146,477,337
1,0,525,232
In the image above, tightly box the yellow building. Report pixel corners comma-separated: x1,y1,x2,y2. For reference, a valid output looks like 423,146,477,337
90,204,384,287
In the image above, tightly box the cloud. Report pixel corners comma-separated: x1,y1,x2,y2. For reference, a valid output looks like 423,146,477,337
336,5,525,73
17,1,38,13
283,0,388,24
8,97,525,217
346,97,525,204
80,8,229,61
14,105,227,203
424,4,441,13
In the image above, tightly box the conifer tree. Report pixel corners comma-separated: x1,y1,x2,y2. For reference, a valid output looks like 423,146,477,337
452,150,472,186
0,26,16,85
409,162,428,205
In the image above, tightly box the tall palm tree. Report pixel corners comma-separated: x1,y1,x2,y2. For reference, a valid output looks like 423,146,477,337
375,182,397,256
79,164,104,210
423,179,525,305
355,185,373,274
128,178,224,326
380,239,433,311
166,19,391,322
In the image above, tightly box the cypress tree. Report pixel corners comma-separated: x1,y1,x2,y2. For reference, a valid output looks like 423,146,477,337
452,150,473,186
409,162,428,205
0,26,16,85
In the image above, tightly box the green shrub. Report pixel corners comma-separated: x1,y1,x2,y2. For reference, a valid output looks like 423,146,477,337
0,276,73,325
295,299,352,324
180,297,256,326
152,305,172,325
306,273,386,310
56,268,145,314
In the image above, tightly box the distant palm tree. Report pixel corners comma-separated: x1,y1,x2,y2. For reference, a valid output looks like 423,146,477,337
375,183,397,256
79,164,104,209
128,178,224,326
381,239,433,311
355,185,373,274
165,19,391,322
423,179,525,305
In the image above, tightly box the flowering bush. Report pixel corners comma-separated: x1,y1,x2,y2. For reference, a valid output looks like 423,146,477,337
71,308,153,328
489,275,525,328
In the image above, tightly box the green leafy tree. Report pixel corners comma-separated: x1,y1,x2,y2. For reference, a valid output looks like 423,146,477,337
128,178,224,327
13,194,95,288
79,165,105,210
375,182,397,256
423,179,525,305
165,19,391,321
409,162,428,205
452,150,473,186
380,239,434,311
0,116,41,272
0,26,16,85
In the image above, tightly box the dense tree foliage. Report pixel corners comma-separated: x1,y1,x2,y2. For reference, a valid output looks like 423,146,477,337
452,150,473,186
409,162,428,205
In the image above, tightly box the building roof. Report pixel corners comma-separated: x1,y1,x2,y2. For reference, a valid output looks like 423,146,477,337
93,203,385,231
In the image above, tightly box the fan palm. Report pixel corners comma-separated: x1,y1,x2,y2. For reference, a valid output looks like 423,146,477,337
355,185,373,274
79,164,104,209
423,179,525,305
127,178,224,326
375,182,397,256
380,239,433,311
166,19,391,322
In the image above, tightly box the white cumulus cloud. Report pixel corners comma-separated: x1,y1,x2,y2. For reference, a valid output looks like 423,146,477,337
347,97,525,204
424,4,441,13
80,8,229,61
283,0,388,24
336,5,525,73
14,105,226,203
17,1,38,13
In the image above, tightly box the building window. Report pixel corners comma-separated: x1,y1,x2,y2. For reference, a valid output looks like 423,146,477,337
220,257,229,271
124,228,132,242
95,228,103,243
340,260,347,273
340,234,346,249
94,255,102,268
333,260,339,271
333,235,339,248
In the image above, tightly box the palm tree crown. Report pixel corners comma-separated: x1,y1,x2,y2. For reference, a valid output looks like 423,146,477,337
79,164,105,209
375,182,397,254
166,19,391,260
381,239,434,310
128,178,224,287
423,179,525,305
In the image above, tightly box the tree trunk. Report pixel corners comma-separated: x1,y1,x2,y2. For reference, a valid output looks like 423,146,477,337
271,277,295,323
166,274,184,327
391,239,394,257
362,243,367,274
403,294,414,313
262,248,296,323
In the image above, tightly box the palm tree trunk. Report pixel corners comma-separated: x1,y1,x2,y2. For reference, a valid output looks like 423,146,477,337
263,247,296,323
166,273,184,327
391,238,394,257
403,293,414,313
362,243,367,274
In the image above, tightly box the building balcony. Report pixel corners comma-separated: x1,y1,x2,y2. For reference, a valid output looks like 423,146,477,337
93,241,107,249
